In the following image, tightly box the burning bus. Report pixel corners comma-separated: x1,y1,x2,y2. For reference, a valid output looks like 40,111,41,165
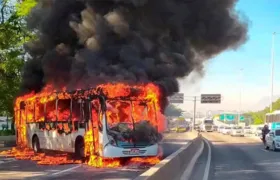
14,83,163,161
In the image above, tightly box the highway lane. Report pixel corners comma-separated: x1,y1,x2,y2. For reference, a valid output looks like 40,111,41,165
161,131,196,158
189,132,280,180
0,131,193,180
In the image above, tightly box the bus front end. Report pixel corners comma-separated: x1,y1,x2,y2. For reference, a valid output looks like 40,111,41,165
102,133,159,158
100,99,162,158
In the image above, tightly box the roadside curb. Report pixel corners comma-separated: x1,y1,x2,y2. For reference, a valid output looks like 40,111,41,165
0,136,16,148
0,143,16,148
0,141,16,148
0,136,16,141
0,147,13,152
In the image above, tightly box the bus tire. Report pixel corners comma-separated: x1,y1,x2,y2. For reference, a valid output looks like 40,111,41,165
75,136,85,159
32,135,41,153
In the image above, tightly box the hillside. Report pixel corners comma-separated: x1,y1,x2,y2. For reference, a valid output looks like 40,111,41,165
247,98,280,124
253,95,280,111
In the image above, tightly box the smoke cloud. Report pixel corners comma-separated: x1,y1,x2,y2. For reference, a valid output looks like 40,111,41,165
21,0,248,102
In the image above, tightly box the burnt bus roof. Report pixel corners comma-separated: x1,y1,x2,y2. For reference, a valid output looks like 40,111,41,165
18,86,154,104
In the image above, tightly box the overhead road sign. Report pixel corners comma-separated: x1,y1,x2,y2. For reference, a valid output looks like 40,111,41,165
219,114,245,122
168,93,184,104
201,94,221,104
220,114,235,121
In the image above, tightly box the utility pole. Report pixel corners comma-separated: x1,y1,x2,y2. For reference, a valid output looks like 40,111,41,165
270,32,276,113
193,96,197,131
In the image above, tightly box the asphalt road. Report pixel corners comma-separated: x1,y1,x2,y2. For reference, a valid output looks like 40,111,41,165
189,132,280,180
0,131,193,180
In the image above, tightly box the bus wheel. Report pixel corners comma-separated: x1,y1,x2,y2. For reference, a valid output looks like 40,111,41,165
75,138,85,159
32,136,41,153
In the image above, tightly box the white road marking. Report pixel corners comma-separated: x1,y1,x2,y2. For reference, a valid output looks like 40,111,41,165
103,178,130,180
50,165,81,176
202,138,212,180
260,149,269,152
162,141,187,145
180,140,204,180
0,158,16,165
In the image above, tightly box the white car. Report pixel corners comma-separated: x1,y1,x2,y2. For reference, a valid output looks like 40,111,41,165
255,127,263,138
265,129,280,151
243,126,253,136
222,126,231,135
230,126,244,137
218,126,224,133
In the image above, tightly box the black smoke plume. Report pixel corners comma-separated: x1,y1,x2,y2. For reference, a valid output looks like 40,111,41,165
21,0,248,106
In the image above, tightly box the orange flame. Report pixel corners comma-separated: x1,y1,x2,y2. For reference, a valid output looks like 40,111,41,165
128,156,161,165
0,147,82,165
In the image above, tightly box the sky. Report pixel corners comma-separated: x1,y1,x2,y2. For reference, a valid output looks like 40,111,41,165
178,0,280,113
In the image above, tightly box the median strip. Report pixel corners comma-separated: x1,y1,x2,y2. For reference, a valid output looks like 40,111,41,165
134,133,202,180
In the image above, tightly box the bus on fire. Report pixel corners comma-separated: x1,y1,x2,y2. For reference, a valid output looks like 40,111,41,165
15,84,162,159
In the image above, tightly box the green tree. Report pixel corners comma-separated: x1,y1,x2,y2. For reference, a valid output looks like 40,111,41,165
164,104,183,117
247,98,280,124
0,0,36,118
16,0,37,17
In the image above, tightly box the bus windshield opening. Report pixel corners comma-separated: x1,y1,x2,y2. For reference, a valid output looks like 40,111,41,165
204,120,213,124
106,100,160,147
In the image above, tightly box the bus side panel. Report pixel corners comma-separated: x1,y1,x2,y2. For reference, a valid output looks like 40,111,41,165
61,128,85,153
36,124,47,150
99,131,104,156
27,123,48,149
26,124,33,149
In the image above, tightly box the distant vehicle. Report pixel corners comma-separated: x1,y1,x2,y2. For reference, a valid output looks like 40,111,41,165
170,127,177,132
255,127,263,137
222,126,231,135
200,119,214,132
265,129,280,151
266,111,280,124
218,126,224,133
266,111,280,131
213,125,218,131
243,126,253,136
174,120,188,133
194,124,200,131
230,126,244,137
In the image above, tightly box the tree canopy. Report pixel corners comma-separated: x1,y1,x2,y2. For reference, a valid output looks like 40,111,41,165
164,104,183,117
0,0,36,116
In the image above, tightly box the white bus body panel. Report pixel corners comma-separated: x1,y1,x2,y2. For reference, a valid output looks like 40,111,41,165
27,123,85,153
26,115,159,158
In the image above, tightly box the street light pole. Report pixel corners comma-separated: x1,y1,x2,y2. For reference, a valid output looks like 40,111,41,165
238,68,243,125
270,32,276,113
193,96,196,131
